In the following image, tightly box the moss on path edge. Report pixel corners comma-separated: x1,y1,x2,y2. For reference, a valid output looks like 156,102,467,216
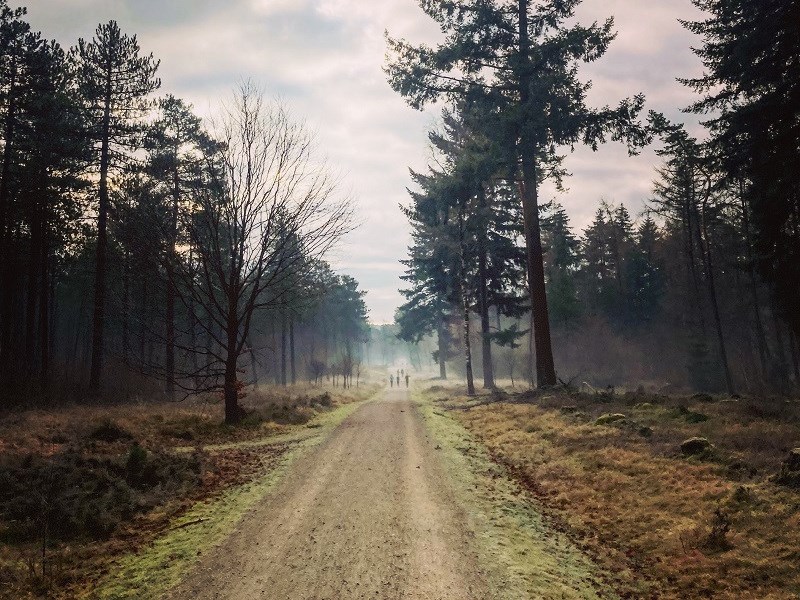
90,398,371,600
413,388,618,600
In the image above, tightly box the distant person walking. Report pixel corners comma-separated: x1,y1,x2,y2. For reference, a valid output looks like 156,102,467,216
390,374,394,388
405,374,409,388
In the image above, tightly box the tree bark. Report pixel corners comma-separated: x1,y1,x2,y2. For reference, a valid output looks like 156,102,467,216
25,200,42,371
290,317,296,385
248,336,258,386
281,312,288,386
0,60,18,388
699,183,735,395
122,249,130,364
789,330,800,381
165,158,180,400
458,205,475,396
739,182,769,379
477,188,495,388
224,292,241,424
89,73,113,396
39,221,50,388
437,317,448,380
518,0,557,387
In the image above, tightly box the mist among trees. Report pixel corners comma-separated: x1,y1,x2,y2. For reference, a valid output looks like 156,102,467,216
0,6,370,422
387,0,800,396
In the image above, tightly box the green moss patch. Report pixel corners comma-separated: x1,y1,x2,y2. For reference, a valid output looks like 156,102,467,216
413,388,618,600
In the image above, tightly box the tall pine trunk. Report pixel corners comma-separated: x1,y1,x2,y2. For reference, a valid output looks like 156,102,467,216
25,200,42,371
518,0,556,387
39,223,50,389
165,165,180,400
477,188,494,388
248,336,258,386
0,61,18,388
281,313,288,386
437,317,448,379
290,317,296,385
458,204,475,396
739,183,769,379
89,78,113,396
698,182,734,395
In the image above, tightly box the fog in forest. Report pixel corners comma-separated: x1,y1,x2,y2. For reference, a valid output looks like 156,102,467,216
1,0,799,598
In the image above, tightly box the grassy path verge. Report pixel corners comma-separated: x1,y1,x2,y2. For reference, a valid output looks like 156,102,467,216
89,397,372,600
413,386,618,600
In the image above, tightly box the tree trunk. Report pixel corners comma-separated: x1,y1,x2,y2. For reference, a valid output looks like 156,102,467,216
39,223,50,388
477,188,495,389
248,336,258,386
140,277,148,365
789,331,800,381
0,61,18,388
281,313,288,386
528,309,535,388
458,205,475,396
518,0,557,387
165,162,180,400
740,182,769,378
89,80,113,396
771,303,789,380
290,317,296,385
437,317,448,379
122,249,130,364
699,186,735,395
224,293,241,424
25,201,42,371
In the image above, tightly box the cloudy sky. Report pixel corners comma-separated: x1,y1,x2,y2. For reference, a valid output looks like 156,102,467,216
27,0,705,323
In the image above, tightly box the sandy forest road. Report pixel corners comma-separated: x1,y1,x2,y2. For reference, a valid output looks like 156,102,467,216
168,387,489,600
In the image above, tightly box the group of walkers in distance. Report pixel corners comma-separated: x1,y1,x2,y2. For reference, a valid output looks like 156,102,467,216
389,369,410,388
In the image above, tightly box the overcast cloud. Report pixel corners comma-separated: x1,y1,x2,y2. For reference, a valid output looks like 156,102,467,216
26,0,705,323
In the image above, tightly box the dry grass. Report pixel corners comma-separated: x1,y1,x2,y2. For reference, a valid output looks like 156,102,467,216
0,379,380,599
430,385,800,599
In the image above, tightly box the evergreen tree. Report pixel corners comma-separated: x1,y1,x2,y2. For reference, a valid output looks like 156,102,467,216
682,0,800,344
145,95,206,399
628,217,664,325
540,202,580,325
386,0,649,386
73,20,161,395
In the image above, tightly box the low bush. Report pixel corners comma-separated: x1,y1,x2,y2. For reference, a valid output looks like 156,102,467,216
0,443,202,543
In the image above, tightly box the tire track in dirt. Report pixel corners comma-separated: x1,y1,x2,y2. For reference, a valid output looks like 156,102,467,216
167,388,488,600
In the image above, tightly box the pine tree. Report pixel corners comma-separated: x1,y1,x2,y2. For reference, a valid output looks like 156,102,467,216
682,0,800,342
541,203,580,325
386,0,649,386
145,96,206,399
628,217,664,325
73,20,160,395
0,3,39,386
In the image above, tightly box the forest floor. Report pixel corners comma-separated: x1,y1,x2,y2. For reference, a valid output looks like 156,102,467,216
0,380,380,600
3,379,799,599
430,381,800,599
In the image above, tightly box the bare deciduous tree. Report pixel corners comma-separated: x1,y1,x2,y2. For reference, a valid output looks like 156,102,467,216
176,83,353,423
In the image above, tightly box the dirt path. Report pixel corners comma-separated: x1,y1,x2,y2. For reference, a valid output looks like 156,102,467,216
168,388,489,600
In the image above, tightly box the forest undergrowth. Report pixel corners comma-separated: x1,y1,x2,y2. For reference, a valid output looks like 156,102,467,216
424,383,800,599
0,380,380,600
